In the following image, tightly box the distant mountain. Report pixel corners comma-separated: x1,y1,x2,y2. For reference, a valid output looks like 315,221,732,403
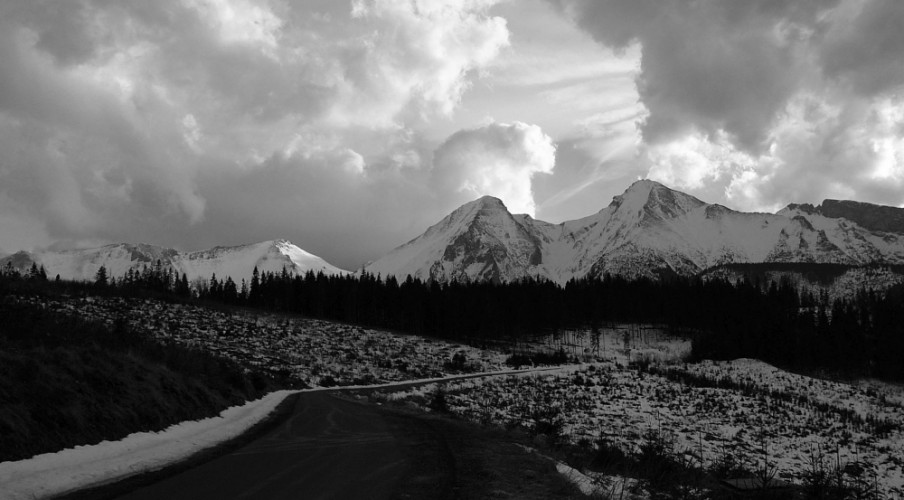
0,239,347,282
700,262,904,303
362,196,548,283
364,180,904,283
785,199,904,234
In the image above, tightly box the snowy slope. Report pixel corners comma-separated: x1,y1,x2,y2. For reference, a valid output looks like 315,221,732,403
177,239,347,282
573,180,863,279
1,243,179,281
364,196,547,283
0,239,347,282
364,180,904,283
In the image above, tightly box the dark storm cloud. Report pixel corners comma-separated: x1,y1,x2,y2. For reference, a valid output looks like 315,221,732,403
548,0,842,152
820,0,904,96
549,0,904,211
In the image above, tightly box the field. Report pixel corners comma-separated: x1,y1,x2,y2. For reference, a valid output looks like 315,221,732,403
8,292,904,497
8,294,508,387
378,338,904,498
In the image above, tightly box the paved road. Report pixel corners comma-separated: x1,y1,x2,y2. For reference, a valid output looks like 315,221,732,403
98,366,575,500
116,392,454,500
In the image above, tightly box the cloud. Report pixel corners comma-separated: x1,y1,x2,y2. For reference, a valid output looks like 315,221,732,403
548,0,842,152
644,92,904,212
344,0,510,125
0,14,205,245
724,93,904,210
820,0,904,96
0,0,512,264
187,120,557,267
433,121,556,216
548,0,904,212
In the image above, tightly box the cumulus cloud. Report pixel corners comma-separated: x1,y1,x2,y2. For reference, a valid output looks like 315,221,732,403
549,0,904,210
344,0,510,125
0,0,512,266
189,120,556,267
433,121,556,216
722,93,904,210
0,12,205,244
547,0,839,152
646,132,757,192
643,92,904,212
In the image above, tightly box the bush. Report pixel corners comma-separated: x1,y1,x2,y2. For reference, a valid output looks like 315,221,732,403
444,351,468,372
428,387,450,413
592,438,631,470
505,349,572,368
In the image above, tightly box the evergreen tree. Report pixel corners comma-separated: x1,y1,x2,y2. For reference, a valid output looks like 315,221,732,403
94,266,108,287
250,266,261,304
28,262,40,280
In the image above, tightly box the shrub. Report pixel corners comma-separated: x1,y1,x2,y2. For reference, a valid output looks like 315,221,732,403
428,387,450,413
505,349,571,368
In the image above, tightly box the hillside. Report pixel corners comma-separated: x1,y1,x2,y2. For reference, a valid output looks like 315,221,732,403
0,293,279,462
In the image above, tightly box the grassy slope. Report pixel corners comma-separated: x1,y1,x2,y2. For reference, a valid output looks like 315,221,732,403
0,297,278,463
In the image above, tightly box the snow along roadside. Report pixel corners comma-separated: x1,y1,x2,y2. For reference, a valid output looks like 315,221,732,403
0,390,296,500
0,365,580,500
512,443,598,496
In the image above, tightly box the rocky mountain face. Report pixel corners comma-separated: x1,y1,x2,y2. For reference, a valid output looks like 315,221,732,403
362,196,548,283
786,200,904,234
0,239,347,282
364,180,904,283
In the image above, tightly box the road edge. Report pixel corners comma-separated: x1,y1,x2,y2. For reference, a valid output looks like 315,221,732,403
54,392,301,500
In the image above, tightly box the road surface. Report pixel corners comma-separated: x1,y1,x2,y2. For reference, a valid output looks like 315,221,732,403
112,391,454,500
61,366,578,499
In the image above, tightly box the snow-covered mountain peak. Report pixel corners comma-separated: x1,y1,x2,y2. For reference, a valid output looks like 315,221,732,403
363,194,547,283
473,195,507,208
0,239,347,283
609,179,706,221
365,180,904,283
448,195,509,221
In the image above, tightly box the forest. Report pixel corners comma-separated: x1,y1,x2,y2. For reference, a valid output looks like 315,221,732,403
4,260,904,381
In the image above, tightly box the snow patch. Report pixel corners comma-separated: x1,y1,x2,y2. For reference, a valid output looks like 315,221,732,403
0,390,295,500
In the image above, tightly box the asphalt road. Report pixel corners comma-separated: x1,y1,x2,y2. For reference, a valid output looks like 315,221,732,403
114,392,455,500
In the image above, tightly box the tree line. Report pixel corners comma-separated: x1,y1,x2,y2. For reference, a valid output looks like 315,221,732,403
3,260,904,380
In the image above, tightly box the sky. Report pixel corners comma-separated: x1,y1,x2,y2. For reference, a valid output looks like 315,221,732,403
0,0,903,269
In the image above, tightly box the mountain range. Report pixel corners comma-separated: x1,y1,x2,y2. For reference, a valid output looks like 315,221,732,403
363,180,904,283
0,239,346,283
4,179,904,284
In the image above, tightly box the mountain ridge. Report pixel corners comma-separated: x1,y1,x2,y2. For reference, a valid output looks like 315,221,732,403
364,179,904,283
5,180,904,285
0,239,347,283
